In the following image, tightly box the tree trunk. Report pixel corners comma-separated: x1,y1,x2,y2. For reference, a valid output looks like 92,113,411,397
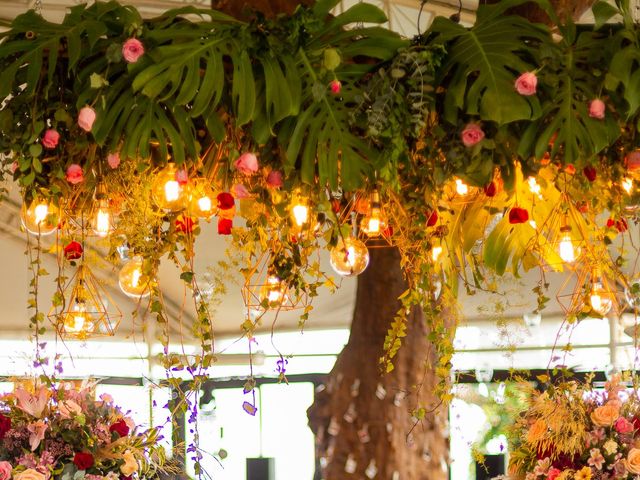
307,248,448,480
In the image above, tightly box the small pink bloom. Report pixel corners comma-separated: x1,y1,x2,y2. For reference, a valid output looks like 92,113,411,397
330,80,341,94
27,421,47,451
588,448,605,470
461,123,485,147
58,400,82,419
589,99,606,119
41,129,60,149
66,164,84,185
78,106,96,132
515,71,538,96
122,38,145,63
266,170,283,188
547,468,561,480
234,152,259,175
107,152,120,169
175,168,188,185
10,161,18,174
615,416,634,434
0,461,12,480
99,393,113,404
233,183,251,199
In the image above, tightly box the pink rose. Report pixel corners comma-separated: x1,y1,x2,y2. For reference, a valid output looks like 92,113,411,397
0,461,12,480
41,129,60,149
122,38,145,63
233,184,251,199
547,468,561,480
10,161,18,174
66,164,84,185
615,416,634,434
330,80,341,94
77,106,96,132
234,152,259,175
175,168,188,185
515,72,537,96
266,170,283,188
107,152,120,169
461,123,485,147
589,99,606,119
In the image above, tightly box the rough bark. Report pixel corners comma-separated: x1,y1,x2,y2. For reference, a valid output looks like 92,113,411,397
307,248,448,480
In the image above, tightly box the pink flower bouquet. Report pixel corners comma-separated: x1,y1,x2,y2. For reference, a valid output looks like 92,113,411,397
0,384,165,480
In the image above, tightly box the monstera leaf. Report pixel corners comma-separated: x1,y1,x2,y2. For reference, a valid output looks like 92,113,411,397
281,3,407,190
429,0,549,125
518,27,621,165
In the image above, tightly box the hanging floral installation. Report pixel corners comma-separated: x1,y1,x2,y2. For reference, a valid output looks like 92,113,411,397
2,0,640,458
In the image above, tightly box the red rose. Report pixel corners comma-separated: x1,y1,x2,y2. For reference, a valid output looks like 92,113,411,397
0,414,11,439
217,192,235,210
330,199,341,214
426,210,438,227
218,218,232,235
508,207,529,224
73,452,94,470
175,216,196,234
483,181,497,197
63,241,83,260
109,419,130,437
564,164,576,175
583,165,597,182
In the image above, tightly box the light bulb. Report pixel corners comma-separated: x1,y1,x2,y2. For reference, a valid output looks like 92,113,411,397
330,237,369,276
119,256,151,298
151,164,187,212
187,178,217,219
455,179,468,196
431,246,443,262
259,275,288,309
63,301,91,336
527,176,542,198
292,204,309,227
360,190,386,237
92,198,112,237
622,177,634,194
590,281,613,316
558,234,575,263
21,199,59,236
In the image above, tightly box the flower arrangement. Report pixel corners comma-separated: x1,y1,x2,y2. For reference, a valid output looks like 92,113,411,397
0,383,166,480
507,376,640,480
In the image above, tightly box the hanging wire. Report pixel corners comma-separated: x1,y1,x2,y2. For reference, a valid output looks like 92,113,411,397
450,0,463,23
417,0,429,35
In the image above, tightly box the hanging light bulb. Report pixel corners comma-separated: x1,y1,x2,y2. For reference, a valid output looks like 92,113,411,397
455,179,468,196
558,218,580,264
21,198,60,236
622,177,634,194
330,237,369,276
92,183,113,237
590,276,614,316
431,245,443,263
527,176,543,199
360,190,387,238
63,298,91,336
151,163,187,212
188,178,217,219
259,274,288,309
292,203,309,227
118,256,151,298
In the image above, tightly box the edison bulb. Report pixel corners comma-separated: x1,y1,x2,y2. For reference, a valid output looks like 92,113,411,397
151,164,187,212
259,275,288,309
622,177,634,194
330,237,369,276
91,199,112,237
63,301,92,336
431,245,443,262
188,178,217,219
590,281,613,316
292,203,310,227
119,256,151,298
455,179,468,196
21,199,59,236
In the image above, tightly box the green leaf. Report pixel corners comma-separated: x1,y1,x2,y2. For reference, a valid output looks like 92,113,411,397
89,72,109,89
592,1,621,29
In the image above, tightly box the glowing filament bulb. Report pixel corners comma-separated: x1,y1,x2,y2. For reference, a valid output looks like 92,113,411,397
558,234,576,263
292,204,309,227
431,246,443,262
164,180,180,202
590,281,613,316
527,177,543,199
67,302,88,333
367,216,381,235
197,196,212,213
455,179,468,196
131,268,141,288
267,276,284,304
34,204,49,224
260,275,287,308
622,177,634,194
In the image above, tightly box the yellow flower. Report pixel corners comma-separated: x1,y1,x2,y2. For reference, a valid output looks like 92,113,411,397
527,419,547,443
14,469,46,480
120,449,138,476
556,472,571,480
574,466,592,480
626,448,640,474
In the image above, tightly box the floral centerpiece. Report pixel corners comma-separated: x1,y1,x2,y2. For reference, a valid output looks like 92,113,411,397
0,383,166,480
507,376,640,480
